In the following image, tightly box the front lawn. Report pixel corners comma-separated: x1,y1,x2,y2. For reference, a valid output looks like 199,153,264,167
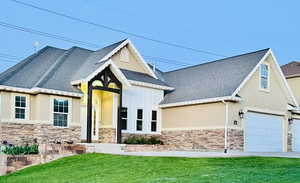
1,153,300,183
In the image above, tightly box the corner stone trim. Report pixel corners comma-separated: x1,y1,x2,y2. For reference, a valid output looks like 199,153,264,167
0,122,81,145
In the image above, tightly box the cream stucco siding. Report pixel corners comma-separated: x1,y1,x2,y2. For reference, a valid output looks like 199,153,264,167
287,76,300,105
162,102,226,129
0,91,81,126
111,46,150,75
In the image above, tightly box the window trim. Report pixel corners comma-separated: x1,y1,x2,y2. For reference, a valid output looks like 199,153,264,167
136,108,143,131
11,93,30,121
50,96,72,128
259,63,270,92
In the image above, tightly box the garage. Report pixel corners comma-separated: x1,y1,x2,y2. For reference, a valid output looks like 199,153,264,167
292,119,300,152
245,112,284,152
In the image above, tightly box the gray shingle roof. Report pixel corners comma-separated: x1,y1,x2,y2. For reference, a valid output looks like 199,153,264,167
0,39,168,94
160,48,270,105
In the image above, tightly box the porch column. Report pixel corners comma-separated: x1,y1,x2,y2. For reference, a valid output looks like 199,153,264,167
86,82,93,143
117,86,123,144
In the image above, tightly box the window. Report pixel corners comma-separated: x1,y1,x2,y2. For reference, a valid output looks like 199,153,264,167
260,64,269,90
120,47,129,62
15,96,26,119
121,107,128,130
136,109,143,131
151,110,157,132
53,99,69,127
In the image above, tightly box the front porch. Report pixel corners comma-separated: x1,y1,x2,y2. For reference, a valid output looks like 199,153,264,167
79,66,126,144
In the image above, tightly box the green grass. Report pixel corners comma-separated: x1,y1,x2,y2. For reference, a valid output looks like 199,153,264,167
1,153,300,183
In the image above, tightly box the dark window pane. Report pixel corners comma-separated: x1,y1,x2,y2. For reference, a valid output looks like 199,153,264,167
137,109,143,119
121,107,127,118
54,105,58,112
136,120,142,131
15,108,25,119
15,101,20,107
151,122,157,132
152,111,157,120
64,100,68,106
64,106,68,113
53,113,68,127
121,119,127,130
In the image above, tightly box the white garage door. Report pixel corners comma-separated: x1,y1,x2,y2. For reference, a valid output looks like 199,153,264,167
292,119,300,152
245,112,284,152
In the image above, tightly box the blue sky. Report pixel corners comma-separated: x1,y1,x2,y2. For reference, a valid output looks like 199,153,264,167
0,0,299,72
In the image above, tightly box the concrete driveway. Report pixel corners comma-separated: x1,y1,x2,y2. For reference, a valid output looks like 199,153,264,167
118,151,300,158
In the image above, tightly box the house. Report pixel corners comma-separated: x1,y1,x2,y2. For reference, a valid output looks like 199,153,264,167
281,61,300,151
0,39,299,152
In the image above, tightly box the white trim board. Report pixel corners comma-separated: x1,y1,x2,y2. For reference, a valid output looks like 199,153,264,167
71,59,131,89
159,96,241,108
129,80,174,91
0,85,83,98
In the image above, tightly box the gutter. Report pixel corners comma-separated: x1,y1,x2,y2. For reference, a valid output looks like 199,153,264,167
221,100,229,153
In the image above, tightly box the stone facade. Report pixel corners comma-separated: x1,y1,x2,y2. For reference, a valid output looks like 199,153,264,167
227,129,244,151
0,144,86,175
99,128,116,143
0,122,81,145
160,129,225,151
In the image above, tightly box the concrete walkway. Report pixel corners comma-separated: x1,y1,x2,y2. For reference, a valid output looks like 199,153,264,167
81,143,300,158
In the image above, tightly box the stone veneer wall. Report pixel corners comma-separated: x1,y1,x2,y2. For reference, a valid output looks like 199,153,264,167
227,129,244,151
160,129,225,151
99,128,116,143
0,122,81,145
0,144,86,175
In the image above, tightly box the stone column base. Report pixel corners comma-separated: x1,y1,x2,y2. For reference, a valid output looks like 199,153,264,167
99,128,116,143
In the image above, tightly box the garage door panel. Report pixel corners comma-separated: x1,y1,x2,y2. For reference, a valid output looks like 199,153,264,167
245,112,283,152
292,120,300,152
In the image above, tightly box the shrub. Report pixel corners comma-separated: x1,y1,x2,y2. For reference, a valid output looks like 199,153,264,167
2,144,39,155
124,136,163,145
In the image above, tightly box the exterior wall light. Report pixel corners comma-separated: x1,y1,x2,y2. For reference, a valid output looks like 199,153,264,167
238,110,244,119
288,117,293,125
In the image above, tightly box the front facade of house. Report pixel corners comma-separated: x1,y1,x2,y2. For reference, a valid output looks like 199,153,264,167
0,39,299,152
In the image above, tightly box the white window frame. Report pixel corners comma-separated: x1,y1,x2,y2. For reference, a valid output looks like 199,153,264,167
259,63,270,92
50,96,72,128
120,47,129,63
11,93,30,121
136,108,143,131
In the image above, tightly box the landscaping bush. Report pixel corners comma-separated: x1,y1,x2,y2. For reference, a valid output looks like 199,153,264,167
2,144,39,155
124,136,163,145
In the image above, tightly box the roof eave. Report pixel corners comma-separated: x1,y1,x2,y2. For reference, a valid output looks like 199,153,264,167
159,96,241,108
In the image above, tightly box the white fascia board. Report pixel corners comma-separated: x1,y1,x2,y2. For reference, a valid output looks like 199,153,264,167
99,39,158,79
129,80,174,91
159,96,241,108
231,49,299,107
0,85,83,97
269,50,299,107
70,59,131,89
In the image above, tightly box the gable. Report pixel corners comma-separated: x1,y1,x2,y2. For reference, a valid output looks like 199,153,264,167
287,77,300,105
238,54,296,111
111,45,150,75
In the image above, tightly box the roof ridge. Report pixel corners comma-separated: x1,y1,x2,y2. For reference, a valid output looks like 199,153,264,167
165,48,270,74
33,47,76,88
0,46,50,84
281,61,300,67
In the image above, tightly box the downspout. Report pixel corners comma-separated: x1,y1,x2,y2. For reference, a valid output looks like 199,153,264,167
222,100,229,153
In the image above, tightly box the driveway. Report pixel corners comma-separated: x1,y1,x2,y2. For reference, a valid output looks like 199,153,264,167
118,151,300,158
